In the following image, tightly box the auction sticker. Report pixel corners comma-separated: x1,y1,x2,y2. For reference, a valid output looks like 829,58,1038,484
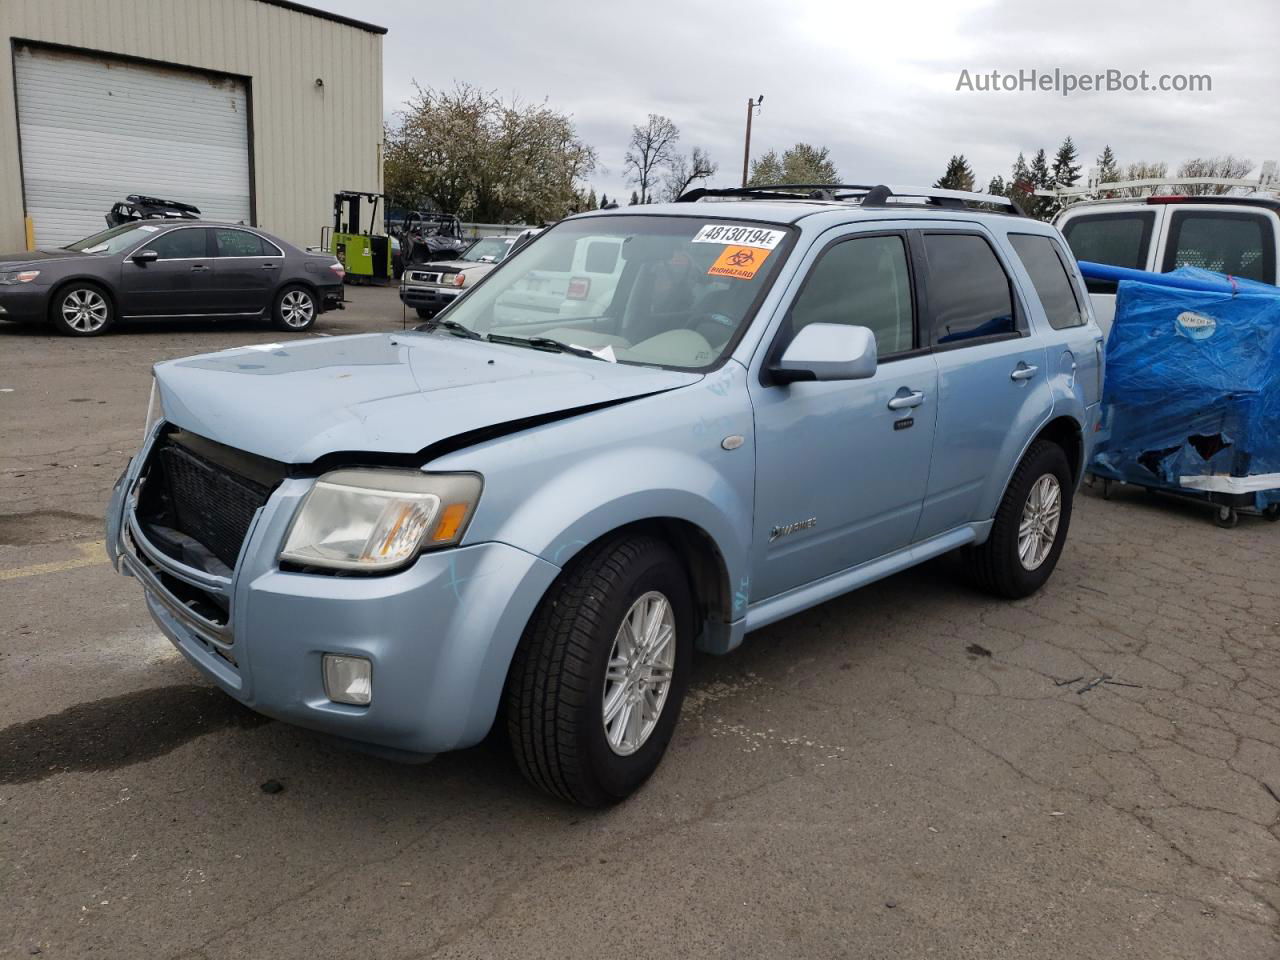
708,245,772,280
692,224,785,250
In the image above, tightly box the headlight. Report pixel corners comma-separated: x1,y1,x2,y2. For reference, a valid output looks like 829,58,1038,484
451,272,466,287
281,469,482,572
143,380,165,441
0,269,40,284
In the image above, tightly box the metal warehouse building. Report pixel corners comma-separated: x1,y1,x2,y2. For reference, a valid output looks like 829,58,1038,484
0,0,384,251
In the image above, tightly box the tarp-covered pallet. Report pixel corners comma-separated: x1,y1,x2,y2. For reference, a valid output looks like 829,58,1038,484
1083,262,1280,528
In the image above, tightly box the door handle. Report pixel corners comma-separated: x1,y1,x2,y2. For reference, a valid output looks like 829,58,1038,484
261,263,278,269
887,390,925,410
190,264,209,272
1010,364,1039,381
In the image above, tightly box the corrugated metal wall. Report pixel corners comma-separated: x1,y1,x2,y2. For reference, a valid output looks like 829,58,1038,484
0,0,383,250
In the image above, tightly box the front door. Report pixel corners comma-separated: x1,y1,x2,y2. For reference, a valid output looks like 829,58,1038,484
118,226,215,316
210,228,281,314
748,229,939,602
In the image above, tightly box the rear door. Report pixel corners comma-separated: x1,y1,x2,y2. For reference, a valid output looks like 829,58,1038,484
117,226,215,316
211,228,282,314
748,227,939,601
1057,207,1160,337
1008,230,1104,416
913,228,1052,542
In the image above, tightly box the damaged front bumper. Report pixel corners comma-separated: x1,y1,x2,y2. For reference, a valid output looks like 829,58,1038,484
105,441,561,756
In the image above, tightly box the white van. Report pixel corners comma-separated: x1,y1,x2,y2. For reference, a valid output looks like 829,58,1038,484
1054,195,1280,336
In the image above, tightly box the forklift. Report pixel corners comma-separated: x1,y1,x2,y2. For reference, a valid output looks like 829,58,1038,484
324,190,392,284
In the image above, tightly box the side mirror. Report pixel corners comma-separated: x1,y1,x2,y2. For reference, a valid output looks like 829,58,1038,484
131,249,159,265
771,323,878,383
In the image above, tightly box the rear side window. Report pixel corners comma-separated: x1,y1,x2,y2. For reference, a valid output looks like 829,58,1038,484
1060,212,1155,293
922,233,1016,346
142,228,208,260
788,234,914,356
1161,211,1275,283
214,229,268,257
1009,234,1086,329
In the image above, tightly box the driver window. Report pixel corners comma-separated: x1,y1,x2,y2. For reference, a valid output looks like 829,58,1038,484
142,228,209,260
787,235,914,356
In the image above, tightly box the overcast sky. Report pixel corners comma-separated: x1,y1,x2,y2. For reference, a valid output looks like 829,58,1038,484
310,0,1277,202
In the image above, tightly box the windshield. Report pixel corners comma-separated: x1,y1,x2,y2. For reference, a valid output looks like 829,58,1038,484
429,215,792,370
463,237,516,263
63,223,159,255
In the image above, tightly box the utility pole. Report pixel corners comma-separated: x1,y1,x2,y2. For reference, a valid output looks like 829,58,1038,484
742,94,764,187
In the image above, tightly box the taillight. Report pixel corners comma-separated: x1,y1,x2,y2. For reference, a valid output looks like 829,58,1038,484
329,261,345,279
1145,196,1182,204
566,277,591,300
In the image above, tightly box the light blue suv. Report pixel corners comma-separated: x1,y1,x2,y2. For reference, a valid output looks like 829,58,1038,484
106,184,1104,805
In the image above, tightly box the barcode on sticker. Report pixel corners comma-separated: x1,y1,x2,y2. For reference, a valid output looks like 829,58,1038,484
692,225,785,250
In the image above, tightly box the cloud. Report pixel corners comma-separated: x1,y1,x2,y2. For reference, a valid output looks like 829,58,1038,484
309,0,1278,202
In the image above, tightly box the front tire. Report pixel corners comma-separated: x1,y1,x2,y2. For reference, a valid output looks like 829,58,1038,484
505,535,693,806
51,282,114,336
966,440,1074,599
272,285,317,331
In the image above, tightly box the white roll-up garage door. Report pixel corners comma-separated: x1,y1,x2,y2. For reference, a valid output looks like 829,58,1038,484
14,44,252,247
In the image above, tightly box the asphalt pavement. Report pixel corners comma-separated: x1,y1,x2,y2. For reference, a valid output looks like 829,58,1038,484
2,286,1278,959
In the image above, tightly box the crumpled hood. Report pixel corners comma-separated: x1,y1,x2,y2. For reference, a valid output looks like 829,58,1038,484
154,332,701,463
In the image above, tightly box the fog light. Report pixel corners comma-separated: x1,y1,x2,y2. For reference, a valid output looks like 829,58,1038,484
323,654,372,705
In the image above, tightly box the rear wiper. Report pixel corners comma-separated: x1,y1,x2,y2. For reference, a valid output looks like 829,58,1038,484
485,334,606,360
416,318,484,340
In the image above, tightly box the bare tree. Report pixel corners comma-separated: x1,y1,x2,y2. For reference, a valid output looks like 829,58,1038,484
1174,155,1254,195
662,146,718,201
624,114,680,204
1114,161,1169,197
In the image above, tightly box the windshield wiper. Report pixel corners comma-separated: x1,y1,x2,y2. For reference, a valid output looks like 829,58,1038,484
416,318,484,340
485,334,606,360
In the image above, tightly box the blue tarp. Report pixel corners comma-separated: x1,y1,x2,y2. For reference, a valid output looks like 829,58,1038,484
1088,266,1280,508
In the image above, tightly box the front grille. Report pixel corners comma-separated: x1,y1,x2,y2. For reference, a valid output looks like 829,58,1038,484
140,433,279,570
409,271,442,284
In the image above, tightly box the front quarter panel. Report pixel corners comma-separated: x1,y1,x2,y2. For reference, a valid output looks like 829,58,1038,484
431,362,756,645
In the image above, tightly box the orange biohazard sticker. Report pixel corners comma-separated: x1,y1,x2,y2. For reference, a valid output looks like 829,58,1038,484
707,245,771,280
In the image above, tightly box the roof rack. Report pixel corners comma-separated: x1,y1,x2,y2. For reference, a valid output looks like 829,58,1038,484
677,184,878,203
1038,161,1278,205
677,182,1025,216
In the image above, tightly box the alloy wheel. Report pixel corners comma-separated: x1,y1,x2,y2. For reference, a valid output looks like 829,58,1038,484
602,590,676,756
61,289,109,333
280,290,315,328
1018,473,1062,571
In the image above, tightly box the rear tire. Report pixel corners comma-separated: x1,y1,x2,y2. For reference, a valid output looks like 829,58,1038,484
966,440,1074,599
50,282,114,336
505,535,693,806
272,284,317,331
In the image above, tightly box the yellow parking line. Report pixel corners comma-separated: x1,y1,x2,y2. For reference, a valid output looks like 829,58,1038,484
0,540,107,581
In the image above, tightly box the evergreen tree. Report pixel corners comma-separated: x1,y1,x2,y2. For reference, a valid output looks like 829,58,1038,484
1029,148,1052,219
934,154,975,191
1007,152,1034,213
599,192,609,208
629,190,640,206
1096,145,1119,183
986,175,1006,197
1051,137,1081,189
586,187,598,210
